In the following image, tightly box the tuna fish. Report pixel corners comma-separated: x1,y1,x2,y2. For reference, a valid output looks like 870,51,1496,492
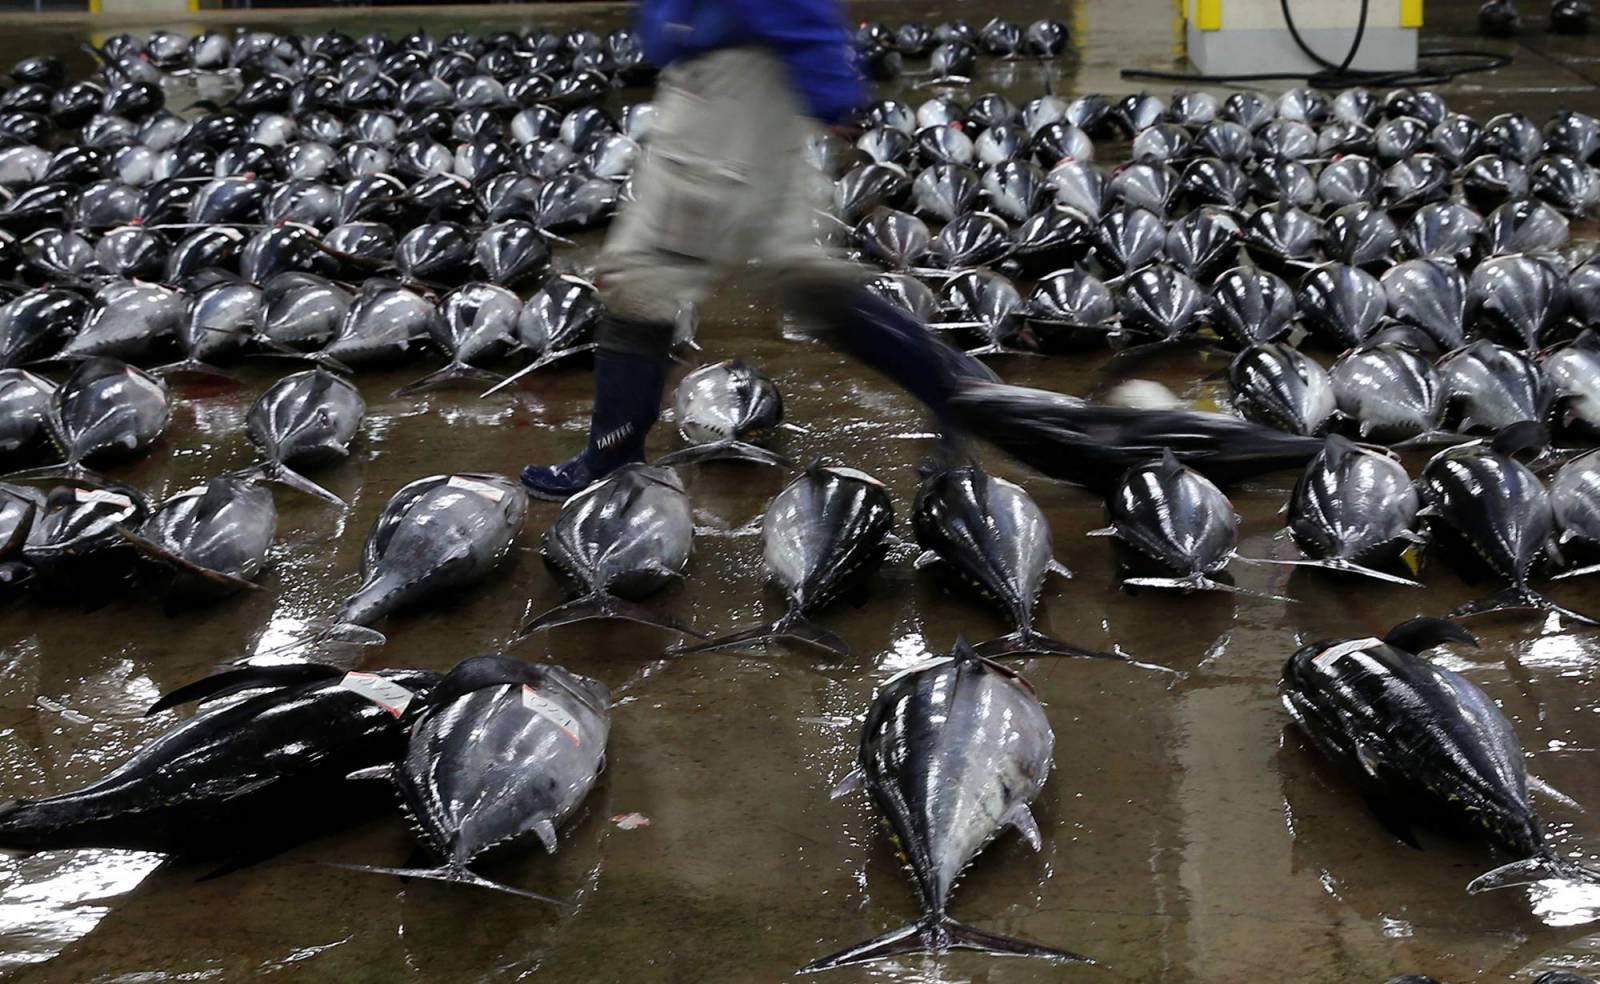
123,475,276,601
519,464,699,638
0,664,438,855
1438,340,1548,433
1419,423,1595,624
394,282,519,396
657,359,793,468
805,641,1090,972
1229,343,1335,436
0,368,54,462
333,473,528,644
29,357,170,482
679,464,893,657
340,655,608,900
1544,330,1600,435
1330,344,1446,442
913,464,1137,662
1092,449,1289,599
1277,435,1422,585
233,368,363,507
1282,617,1597,895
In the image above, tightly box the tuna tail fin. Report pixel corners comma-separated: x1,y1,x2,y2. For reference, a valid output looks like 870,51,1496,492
1447,585,1600,626
655,440,794,469
324,862,566,905
515,592,704,640
228,461,346,508
119,528,263,594
972,630,1175,674
1122,574,1298,603
1247,556,1422,587
800,913,1095,974
150,359,239,381
1466,851,1600,895
391,363,505,398
671,613,849,658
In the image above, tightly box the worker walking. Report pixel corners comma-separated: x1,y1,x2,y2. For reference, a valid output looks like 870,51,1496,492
520,0,988,499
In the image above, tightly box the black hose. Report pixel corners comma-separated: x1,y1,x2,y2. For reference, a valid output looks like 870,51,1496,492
1120,0,1511,88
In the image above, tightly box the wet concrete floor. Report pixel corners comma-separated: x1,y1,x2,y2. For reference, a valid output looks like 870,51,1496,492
0,1,1598,982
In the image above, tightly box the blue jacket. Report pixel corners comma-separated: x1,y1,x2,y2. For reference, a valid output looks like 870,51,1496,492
637,0,868,124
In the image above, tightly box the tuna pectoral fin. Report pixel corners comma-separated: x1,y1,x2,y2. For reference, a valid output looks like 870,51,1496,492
1553,562,1600,581
119,528,263,593
1248,556,1422,587
325,862,566,905
1122,575,1298,604
391,363,506,398
148,663,342,715
829,767,864,800
1002,803,1042,851
1447,586,1600,626
972,631,1175,674
517,593,705,639
655,441,794,469
1467,853,1600,894
1529,774,1585,813
671,615,849,658
229,461,346,508
800,914,1094,974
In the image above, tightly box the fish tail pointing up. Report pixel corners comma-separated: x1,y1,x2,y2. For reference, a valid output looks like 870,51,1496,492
1467,851,1600,894
800,914,1095,973
324,862,566,904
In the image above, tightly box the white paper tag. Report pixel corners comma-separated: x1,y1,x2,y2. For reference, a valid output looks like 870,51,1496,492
448,475,506,502
339,671,415,718
1314,637,1384,669
522,685,580,744
74,488,132,510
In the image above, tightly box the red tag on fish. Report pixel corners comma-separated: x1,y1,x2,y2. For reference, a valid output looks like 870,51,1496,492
522,685,581,745
338,672,415,718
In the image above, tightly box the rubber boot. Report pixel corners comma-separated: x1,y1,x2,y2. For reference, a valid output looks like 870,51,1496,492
1480,0,1522,34
1552,0,1591,32
520,314,672,501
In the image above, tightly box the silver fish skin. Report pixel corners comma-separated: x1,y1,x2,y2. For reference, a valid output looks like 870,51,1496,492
1283,435,1421,584
805,643,1089,973
1282,618,1595,893
363,655,609,899
521,463,697,638
336,472,528,641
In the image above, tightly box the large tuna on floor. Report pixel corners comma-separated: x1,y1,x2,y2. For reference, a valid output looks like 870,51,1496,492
0,664,438,855
805,640,1092,972
1281,617,1596,894
678,464,893,657
234,368,364,507
333,472,528,644
656,359,793,468
519,463,700,638
340,655,609,900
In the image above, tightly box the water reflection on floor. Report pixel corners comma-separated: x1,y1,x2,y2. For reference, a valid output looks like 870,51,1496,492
0,0,1598,982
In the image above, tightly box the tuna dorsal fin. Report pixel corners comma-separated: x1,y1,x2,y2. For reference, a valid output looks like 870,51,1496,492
147,663,343,715
1492,420,1547,458
1157,447,1184,477
1382,617,1478,655
420,654,547,713
1320,433,1358,467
